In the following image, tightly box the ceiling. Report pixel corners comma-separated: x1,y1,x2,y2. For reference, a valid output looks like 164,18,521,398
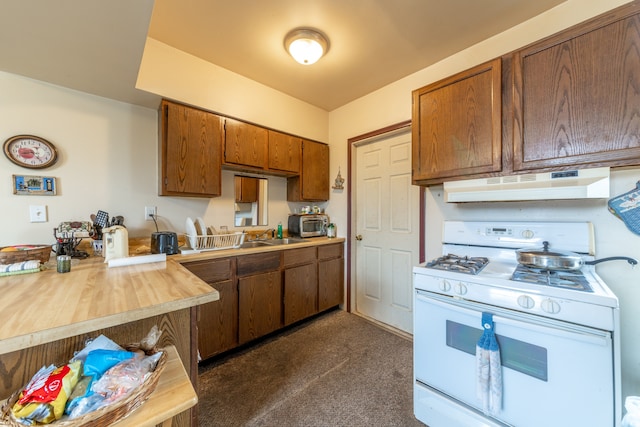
0,0,565,111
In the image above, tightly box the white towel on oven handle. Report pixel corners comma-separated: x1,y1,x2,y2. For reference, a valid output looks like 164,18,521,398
476,312,502,415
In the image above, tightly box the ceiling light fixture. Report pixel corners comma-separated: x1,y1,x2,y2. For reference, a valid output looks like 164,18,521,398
284,28,329,65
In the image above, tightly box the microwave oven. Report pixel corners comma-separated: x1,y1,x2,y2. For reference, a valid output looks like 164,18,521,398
288,214,329,238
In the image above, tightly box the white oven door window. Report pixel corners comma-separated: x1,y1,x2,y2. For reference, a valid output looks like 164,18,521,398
414,291,614,427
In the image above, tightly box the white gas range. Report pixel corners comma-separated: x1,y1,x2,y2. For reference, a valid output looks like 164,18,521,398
413,221,631,427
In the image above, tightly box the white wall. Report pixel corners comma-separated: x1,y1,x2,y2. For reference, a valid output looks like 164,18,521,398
0,72,313,245
328,0,640,406
137,38,329,143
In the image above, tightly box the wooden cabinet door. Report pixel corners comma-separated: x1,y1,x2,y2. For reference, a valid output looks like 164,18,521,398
284,262,318,325
287,140,330,201
411,58,502,185
160,100,222,197
183,257,237,360
318,244,344,311
318,257,344,312
234,176,258,203
197,279,237,359
224,118,268,169
512,11,640,171
238,271,282,344
268,130,301,173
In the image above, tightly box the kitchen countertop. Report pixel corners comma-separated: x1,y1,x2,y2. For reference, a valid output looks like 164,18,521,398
0,255,218,355
175,236,345,263
0,237,344,355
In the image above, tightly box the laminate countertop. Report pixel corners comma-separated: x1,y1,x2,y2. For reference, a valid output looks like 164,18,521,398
0,237,344,356
0,255,219,355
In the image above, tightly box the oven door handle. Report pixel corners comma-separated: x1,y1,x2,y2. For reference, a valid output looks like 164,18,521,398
416,290,611,345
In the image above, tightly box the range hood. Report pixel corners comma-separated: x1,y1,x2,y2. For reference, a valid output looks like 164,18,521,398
444,167,610,202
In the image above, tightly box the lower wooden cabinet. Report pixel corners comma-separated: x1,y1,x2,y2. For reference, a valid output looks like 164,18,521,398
183,258,236,360
186,242,344,361
197,280,237,359
318,243,344,311
238,271,283,344
284,262,318,326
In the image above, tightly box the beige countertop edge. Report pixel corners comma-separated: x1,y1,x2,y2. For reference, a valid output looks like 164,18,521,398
0,289,219,356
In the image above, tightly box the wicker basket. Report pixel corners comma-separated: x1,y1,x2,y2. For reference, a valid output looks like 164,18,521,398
0,346,166,426
0,245,52,265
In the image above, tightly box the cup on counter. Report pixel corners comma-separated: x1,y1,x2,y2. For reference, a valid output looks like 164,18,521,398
92,240,103,256
57,255,71,273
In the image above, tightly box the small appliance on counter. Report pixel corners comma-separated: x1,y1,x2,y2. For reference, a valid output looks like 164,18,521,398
148,214,179,255
288,214,329,238
151,231,179,255
103,225,128,263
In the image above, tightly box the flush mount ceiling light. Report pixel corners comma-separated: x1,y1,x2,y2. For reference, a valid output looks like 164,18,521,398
284,28,329,65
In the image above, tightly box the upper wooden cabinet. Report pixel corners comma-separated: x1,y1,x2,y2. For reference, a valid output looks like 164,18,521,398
234,176,258,203
223,118,268,169
512,5,640,172
159,100,222,197
411,1,640,185
159,99,329,200
287,140,330,201
268,130,301,173
412,58,502,185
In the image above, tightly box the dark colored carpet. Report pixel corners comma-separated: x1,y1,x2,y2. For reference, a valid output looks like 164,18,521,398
197,309,424,426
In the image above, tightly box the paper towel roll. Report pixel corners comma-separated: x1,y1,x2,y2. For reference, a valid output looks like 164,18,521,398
107,253,166,268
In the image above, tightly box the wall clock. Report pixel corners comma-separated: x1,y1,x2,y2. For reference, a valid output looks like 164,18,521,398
3,135,58,169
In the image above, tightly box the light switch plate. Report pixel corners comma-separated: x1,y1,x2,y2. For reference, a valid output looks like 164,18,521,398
29,205,47,223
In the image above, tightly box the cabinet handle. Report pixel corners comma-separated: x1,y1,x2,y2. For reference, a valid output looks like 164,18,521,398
355,234,363,241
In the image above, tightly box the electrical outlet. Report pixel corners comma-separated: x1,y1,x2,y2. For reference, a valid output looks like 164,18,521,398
30,205,47,223
145,206,157,221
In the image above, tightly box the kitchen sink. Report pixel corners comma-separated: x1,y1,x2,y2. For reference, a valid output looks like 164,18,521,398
239,241,272,249
239,238,306,249
264,238,306,245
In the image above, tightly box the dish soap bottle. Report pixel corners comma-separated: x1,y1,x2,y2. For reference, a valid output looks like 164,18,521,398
277,222,283,239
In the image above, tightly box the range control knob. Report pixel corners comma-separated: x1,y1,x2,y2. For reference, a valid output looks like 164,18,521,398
522,229,535,239
517,295,535,309
439,279,451,292
541,298,561,314
454,282,468,295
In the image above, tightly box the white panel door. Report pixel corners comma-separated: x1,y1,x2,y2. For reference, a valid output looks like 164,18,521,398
354,130,419,333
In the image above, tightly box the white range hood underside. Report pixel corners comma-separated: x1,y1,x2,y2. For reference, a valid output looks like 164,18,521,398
444,167,610,202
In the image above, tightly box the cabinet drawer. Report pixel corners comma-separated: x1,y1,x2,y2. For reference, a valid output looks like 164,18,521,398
236,251,281,276
318,243,343,260
183,258,232,283
283,247,316,267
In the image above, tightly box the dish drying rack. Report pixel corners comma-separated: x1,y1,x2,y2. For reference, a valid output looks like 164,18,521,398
187,231,246,251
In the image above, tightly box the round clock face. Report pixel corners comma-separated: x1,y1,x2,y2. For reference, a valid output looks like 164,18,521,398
3,135,58,169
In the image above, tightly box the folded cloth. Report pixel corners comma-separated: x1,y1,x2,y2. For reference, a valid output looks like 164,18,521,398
476,312,502,415
0,260,40,273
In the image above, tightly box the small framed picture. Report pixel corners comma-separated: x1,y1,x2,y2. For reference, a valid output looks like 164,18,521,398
13,174,57,196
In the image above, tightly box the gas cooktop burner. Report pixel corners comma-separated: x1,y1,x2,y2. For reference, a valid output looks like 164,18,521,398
425,254,489,275
511,265,593,292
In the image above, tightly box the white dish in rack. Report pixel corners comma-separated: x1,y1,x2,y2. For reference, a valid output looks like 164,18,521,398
185,217,197,249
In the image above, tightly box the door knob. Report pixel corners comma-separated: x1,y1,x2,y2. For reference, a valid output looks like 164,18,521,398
355,234,363,241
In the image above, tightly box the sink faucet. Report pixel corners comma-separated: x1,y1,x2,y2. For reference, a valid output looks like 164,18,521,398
252,228,275,241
